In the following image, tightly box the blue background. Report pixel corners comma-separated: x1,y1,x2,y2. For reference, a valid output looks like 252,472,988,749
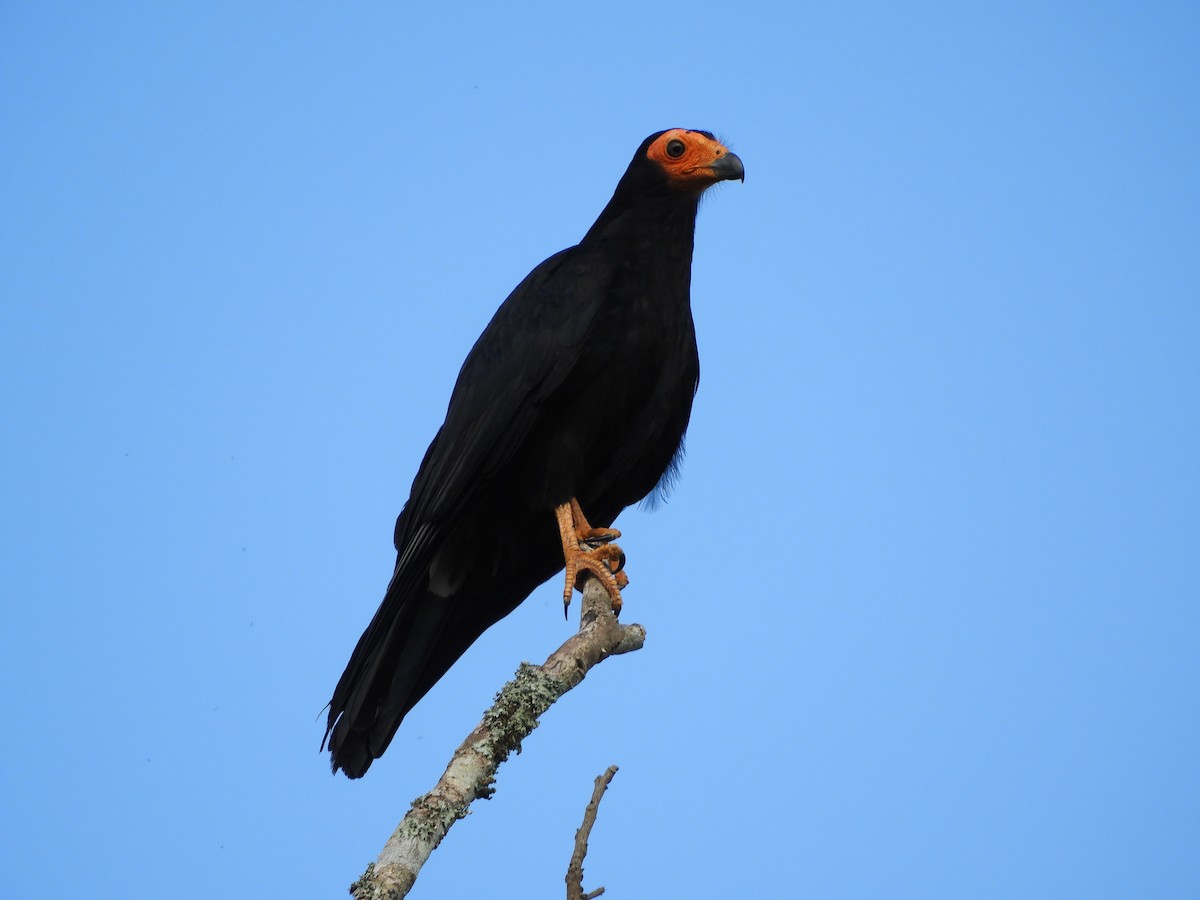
3,3,1197,897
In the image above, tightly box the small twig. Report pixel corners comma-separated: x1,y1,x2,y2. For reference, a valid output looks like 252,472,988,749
350,576,645,899
566,765,619,900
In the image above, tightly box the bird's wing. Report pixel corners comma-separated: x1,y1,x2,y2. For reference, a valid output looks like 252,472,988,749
391,245,610,575
327,246,611,754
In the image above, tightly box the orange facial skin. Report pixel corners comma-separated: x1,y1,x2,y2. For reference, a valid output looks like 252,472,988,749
645,129,745,191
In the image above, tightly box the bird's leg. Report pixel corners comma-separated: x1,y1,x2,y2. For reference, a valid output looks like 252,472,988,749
555,498,628,618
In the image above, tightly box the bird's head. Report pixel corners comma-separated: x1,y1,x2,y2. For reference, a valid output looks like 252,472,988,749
638,129,744,193
585,128,742,240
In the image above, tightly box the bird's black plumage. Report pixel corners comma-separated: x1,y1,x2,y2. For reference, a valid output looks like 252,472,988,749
325,129,742,778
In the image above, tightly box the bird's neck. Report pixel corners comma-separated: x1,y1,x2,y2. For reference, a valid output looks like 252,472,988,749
581,192,700,267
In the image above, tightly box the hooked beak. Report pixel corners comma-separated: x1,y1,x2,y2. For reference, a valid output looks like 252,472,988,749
708,151,745,183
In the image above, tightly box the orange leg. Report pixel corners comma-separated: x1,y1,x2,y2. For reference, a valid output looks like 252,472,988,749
554,498,628,617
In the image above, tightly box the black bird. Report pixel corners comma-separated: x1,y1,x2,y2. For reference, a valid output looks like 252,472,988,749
325,129,743,778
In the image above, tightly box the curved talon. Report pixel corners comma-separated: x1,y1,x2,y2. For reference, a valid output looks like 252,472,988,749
611,572,628,616
579,526,621,551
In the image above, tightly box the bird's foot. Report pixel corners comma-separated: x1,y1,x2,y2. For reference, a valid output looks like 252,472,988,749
555,499,628,618
562,542,628,618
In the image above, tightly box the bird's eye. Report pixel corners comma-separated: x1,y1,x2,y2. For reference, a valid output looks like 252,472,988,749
666,139,686,159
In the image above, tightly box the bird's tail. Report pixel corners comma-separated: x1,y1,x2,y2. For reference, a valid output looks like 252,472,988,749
324,583,458,779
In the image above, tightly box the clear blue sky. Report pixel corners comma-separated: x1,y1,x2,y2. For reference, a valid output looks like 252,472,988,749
3,3,1198,897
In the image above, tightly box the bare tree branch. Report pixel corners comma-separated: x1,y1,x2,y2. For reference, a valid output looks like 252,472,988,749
566,765,619,900
350,575,646,899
